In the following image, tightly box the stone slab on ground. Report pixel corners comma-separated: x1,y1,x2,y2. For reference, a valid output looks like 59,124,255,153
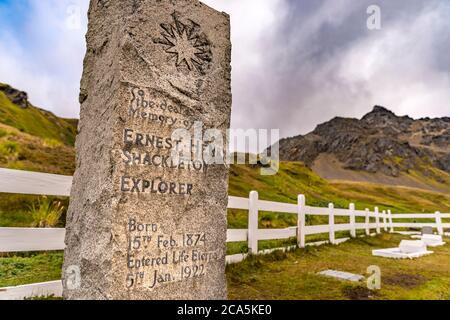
399,240,427,254
318,270,365,282
372,240,434,259
411,234,446,247
372,248,433,259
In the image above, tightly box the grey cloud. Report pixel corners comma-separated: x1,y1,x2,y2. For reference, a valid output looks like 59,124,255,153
217,0,450,141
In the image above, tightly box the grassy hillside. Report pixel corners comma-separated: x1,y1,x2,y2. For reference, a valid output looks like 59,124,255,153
228,162,450,229
312,153,450,194
0,123,75,175
0,85,77,146
0,83,76,174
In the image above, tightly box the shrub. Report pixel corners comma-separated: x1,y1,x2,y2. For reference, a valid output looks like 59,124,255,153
43,138,62,148
0,141,19,155
0,128,7,138
29,196,64,228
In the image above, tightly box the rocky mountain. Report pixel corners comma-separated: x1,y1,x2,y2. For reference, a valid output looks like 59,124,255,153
0,83,31,109
277,106,450,192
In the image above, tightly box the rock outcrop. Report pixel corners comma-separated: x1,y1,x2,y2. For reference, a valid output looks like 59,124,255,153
277,106,450,178
0,83,30,108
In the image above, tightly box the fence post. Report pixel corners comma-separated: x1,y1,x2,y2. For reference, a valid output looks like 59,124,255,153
297,195,306,248
329,203,335,244
435,211,443,236
349,203,356,238
248,191,259,254
375,207,381,234
382,210,388,232
365,208,370,236
388,210,394,233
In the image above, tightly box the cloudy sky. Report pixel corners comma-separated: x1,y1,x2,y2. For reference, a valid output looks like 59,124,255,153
0,0,449,139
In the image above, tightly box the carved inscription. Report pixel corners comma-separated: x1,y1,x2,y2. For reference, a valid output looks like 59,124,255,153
129,88,204,129
122,82,214,288
126,218,220,290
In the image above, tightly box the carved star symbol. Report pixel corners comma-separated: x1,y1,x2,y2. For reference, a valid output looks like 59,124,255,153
164,27,204,71
155,12,212,73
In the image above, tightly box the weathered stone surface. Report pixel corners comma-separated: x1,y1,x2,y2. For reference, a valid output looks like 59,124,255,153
318,270,365,282
63,0,231,300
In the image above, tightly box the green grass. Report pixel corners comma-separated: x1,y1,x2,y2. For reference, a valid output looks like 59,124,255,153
0,87,76,174
382,153,450,193
28,196,65,228
0,194,69,227
0,123,75,176
408,164,450,193
0,140,19,156
227,233,450,300
0,89,77,146
0,128,7,138
227,238,298,255
0,252,63,288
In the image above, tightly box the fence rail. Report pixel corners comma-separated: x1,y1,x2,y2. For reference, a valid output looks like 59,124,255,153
0,168,448,300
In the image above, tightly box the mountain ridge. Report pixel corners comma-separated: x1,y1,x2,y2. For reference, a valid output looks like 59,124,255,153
277,105,450,192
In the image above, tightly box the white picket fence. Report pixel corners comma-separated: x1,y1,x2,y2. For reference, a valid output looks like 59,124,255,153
0,168,448,299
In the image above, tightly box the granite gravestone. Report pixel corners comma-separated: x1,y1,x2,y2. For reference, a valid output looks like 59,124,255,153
63,0,231,300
